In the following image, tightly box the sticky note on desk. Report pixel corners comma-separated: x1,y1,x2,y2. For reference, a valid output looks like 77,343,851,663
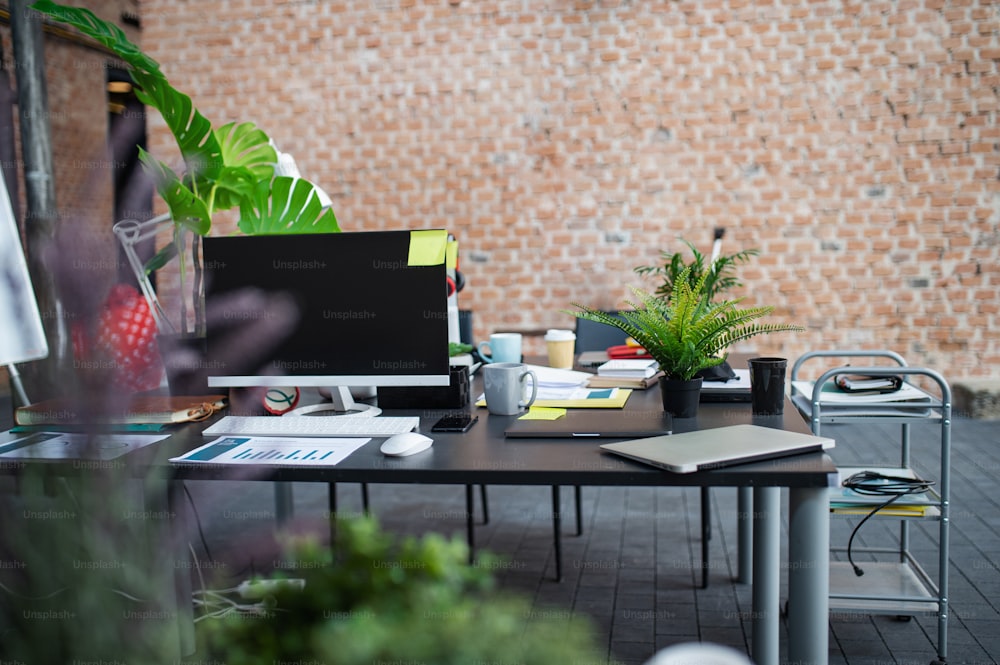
408,230,448,266
518,407,566,421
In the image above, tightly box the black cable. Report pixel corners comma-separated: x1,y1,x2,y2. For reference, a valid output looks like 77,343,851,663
842,470,935,576
181,483,259,583
183,483,215,564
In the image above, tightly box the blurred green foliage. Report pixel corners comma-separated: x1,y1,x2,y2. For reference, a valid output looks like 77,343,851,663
201,516,611,665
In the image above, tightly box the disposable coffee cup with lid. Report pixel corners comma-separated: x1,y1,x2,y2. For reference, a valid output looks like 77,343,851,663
544,329,576,343
544,329,576,369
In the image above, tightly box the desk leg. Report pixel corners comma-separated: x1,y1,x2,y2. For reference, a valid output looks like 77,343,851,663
165,480,195,658
737,487,753,584
751,487,779,665
465,484,476,564
274,482,294,523
551,486,562,582
788,487,830,665
328,483,337,545
700,487,711,588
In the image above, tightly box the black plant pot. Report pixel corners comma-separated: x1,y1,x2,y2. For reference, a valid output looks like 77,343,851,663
659,376,703,418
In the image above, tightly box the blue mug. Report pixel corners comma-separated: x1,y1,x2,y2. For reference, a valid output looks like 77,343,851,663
478,332,522,364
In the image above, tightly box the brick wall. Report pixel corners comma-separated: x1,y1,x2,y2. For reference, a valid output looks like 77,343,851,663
136,1,999,378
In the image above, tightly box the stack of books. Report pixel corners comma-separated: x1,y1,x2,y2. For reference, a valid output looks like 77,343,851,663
588,359,663,389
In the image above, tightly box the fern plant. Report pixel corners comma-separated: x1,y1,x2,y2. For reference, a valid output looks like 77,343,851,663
634,238,759,304
569,268,803,381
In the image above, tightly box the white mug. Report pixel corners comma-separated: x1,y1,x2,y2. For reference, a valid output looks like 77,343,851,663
482,362,537,415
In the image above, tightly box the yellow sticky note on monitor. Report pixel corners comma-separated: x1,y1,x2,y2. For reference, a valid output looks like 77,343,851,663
518,407,566,421
446,238,459,270
408,230,448,266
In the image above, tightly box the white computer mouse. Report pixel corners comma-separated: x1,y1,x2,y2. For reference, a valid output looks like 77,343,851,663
379,431,434,457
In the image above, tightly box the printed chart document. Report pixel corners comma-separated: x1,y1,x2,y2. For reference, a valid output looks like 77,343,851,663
0,431,170,460
171,437,370,467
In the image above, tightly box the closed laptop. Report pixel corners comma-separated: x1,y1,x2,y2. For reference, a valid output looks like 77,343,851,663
599,424,834,473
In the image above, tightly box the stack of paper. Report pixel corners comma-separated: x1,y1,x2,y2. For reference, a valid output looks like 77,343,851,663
527,365,592,388
475,365,632,408
792,380,933,404
597,359,660,379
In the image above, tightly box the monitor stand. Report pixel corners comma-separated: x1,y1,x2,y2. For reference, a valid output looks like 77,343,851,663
286,386,382,417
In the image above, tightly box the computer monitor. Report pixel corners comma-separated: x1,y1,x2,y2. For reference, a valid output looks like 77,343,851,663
202,229,451,414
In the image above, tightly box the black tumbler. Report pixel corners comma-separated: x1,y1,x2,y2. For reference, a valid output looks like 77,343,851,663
748,357,787,415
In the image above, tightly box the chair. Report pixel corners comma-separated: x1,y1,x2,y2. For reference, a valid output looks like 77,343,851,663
574,312,630,357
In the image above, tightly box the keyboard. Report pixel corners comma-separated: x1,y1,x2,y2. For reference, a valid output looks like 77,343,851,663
202,415,421,438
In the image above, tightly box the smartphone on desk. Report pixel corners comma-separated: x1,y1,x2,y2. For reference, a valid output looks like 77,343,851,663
431,414,479,433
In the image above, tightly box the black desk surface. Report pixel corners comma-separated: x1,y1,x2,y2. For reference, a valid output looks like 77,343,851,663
145,381,838,489
2,376,838,489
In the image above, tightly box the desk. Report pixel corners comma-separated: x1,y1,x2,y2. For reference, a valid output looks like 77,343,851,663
152,382,835,665
3,385,836,665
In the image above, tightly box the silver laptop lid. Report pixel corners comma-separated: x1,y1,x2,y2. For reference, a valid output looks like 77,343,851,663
599,424,834,474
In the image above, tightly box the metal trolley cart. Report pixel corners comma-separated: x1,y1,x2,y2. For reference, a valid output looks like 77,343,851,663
790,350,952,665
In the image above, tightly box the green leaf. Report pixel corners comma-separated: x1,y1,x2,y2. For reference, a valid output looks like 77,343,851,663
138,148,211,235
32,1,223,195
215,122,277,180
449,342,474,356
132,71,222,185
634,238,760,303
206,122,277,210
198,166,257,213
143,243,177,274
238,176,340,235
567,266,803,381
31,1,161,76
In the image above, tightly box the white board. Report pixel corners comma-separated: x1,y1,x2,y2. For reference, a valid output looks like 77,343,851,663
0,175,48,366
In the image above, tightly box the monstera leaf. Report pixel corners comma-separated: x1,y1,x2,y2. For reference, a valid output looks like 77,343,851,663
32,2,222,186
190,122,277,211
31,0,159,74
137,149,211,236
137,149,210,274
34,0,343,335
238,177,340,235
131,70,222,185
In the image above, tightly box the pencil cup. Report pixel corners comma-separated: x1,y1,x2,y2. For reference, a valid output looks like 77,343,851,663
482,362,538,415
544,329,576,369
748,357,787,416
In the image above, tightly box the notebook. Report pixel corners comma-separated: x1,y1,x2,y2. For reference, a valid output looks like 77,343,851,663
599,424,834,473
14,395,228,427
504,409,672,439
699,369,752,402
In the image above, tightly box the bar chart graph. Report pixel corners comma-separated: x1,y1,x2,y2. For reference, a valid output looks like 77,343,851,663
171,437,371,467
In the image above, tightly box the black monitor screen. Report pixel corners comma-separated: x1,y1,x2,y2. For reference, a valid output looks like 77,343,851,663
203,230,451,388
